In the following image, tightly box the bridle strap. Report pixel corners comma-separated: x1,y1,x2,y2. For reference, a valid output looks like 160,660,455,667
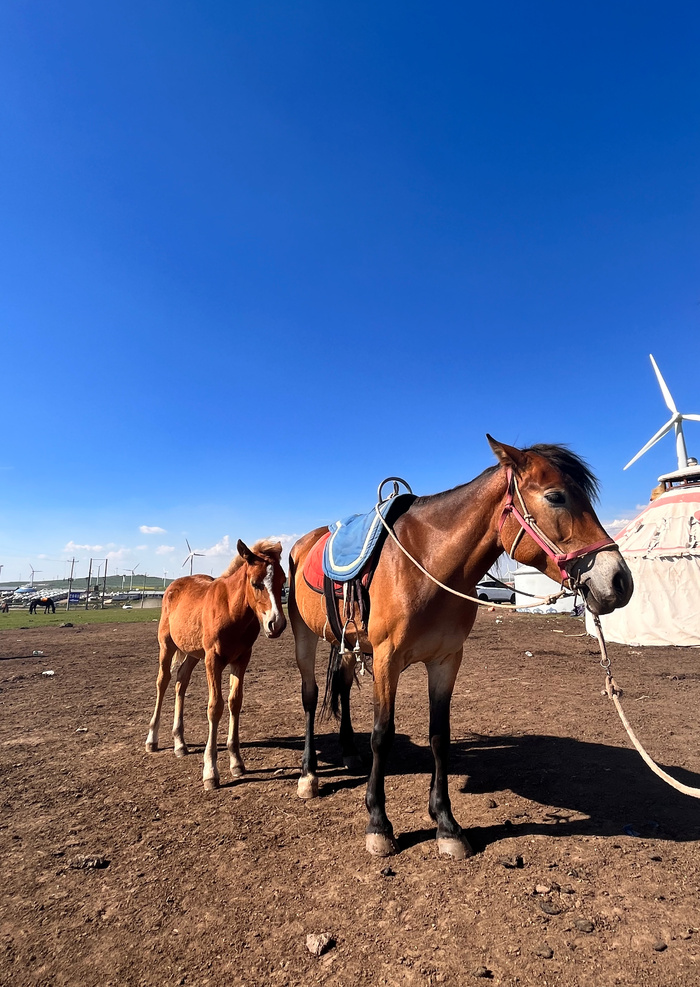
499,468,617,584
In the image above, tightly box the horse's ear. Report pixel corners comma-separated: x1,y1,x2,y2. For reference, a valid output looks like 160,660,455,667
237,539,262,565
486,434,527,470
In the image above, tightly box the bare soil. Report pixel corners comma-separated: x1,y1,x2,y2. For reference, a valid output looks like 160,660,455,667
3,611,700,987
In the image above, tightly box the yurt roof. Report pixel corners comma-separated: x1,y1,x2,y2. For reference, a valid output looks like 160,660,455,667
615,480,700,558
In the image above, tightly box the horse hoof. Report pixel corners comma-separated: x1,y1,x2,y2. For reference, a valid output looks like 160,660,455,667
174,746,188,758
230,765,246,779
297,775,319,799
145,742,158,753
437,836,473,859
343,755,365,775
203,777,220,792
366,833,397,857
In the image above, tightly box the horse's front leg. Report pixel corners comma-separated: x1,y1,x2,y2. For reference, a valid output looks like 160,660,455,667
227,651,251,779
202,649,225,791
427,652,472,859
365,650,400,856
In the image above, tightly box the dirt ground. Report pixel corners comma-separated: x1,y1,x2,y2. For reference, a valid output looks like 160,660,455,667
3,610,700,987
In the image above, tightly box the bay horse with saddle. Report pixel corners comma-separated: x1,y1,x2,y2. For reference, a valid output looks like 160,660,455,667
146,539,287,789
288,436,633,858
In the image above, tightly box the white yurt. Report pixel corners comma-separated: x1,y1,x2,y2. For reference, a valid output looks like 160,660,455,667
587,469,700,646
513,565,575,613
586,354,700,647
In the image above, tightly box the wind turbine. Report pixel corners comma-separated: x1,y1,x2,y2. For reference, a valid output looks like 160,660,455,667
29,565,41,587
182,539,204,576
123,564,140,594
624,354,700,473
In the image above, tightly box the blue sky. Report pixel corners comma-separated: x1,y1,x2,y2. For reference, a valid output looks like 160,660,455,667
1,1,699,584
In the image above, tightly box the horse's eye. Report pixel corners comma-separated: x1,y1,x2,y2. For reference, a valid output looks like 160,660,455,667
545,491,566,506
251,581,264,590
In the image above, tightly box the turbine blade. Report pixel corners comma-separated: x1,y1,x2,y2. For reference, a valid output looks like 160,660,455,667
624,416,676,469
649,354,677,414
681,413,700,422
185,538,192,553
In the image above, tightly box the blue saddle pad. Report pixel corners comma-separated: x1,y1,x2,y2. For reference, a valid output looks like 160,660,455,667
322,494,414,582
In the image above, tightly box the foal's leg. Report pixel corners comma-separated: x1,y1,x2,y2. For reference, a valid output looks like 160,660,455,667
226,650,251,779
145,638,177,752
365,649,401,856
290,610,320,799
338,657,363,774
172,652,198,757
202,648,226,791
427,653,473,859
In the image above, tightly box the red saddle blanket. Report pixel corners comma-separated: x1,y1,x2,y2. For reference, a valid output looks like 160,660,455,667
303,532,373,597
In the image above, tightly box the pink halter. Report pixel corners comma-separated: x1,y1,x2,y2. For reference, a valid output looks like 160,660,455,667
498,469,617,585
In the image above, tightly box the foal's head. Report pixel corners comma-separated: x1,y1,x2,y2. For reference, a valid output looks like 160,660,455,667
233,539,288,638
488,436,633,615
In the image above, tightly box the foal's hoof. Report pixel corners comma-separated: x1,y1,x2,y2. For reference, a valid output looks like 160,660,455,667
366,833,397,857
145,741,158,753
173,746,189,758
203,777,220,792
297,775,319,799
230,765,246,779
343,755,365,775
437,836,473,859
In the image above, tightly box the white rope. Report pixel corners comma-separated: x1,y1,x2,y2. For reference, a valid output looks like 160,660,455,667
591,615,700,799
373,504,568,610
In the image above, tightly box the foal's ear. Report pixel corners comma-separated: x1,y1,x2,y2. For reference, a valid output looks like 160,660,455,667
486,434,527,470
236,539,261,565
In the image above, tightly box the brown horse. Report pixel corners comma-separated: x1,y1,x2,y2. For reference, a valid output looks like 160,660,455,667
288,437,633,858
145,539,287,789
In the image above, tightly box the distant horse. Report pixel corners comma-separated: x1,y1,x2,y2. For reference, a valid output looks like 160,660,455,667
288,437,633,858
29,597,55,614
145,539,287,790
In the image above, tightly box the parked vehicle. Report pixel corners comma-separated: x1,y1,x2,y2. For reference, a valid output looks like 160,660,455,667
475,579,515,603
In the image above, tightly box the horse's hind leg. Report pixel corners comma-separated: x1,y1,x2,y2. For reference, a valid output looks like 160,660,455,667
172,653,198,757
226,650,251,779
427,652,472,859
202,648,226,790
289,603,320,799
146,638,177,752
338,657,363,774
365,647,401,856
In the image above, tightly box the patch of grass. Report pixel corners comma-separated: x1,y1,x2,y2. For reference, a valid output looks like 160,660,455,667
0,607,162,630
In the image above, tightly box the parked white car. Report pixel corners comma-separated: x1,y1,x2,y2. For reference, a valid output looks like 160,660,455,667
475,579,515,604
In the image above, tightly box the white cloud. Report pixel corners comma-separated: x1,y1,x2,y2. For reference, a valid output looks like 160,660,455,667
105,548,133,561
265,533,300,569
64,540,105,552
156,545,175,555
200,535,236,558
604,518,633,533
140,525,166,534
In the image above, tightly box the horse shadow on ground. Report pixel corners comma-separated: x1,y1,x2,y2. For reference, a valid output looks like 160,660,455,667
243,729,700,851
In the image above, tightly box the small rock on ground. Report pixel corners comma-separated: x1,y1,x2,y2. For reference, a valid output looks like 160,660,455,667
306,933,334,957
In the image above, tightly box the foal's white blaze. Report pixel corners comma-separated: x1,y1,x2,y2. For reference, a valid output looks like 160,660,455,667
262,563,284,637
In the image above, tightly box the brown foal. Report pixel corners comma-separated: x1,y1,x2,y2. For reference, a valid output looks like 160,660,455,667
288,437,633,858
145,539,287,789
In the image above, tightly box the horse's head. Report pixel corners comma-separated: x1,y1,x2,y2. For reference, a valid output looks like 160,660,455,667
236,539,288,638
487,436,633,615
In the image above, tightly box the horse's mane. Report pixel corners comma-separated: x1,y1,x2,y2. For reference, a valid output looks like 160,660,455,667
414,444,600,505
220,539,283,577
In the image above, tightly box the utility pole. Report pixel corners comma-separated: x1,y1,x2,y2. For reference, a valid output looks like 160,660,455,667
141,572,147,608
65,558,76,611
84,558,93,610
101,559,108,609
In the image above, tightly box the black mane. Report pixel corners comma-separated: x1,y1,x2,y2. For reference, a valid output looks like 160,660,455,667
413,443,600,506
523,443,600,502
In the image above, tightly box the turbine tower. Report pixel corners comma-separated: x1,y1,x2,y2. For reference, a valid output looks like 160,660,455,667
29,565,42,587
624,354,700,474
182,539,204,576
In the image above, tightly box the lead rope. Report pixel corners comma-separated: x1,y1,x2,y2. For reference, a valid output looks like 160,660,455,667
591,613,700,798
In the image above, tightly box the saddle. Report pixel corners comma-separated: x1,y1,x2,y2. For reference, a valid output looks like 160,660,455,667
303,492,415,646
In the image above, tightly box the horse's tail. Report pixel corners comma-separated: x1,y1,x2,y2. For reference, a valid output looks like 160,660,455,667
320,647,359,721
